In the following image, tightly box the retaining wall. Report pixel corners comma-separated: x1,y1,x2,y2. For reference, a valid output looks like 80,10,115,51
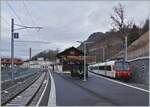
129,57,149,85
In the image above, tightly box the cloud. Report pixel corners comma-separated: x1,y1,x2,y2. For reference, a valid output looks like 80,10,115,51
1,1,149,59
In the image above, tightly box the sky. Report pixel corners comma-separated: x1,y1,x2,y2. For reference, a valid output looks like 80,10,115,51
1,0,149,60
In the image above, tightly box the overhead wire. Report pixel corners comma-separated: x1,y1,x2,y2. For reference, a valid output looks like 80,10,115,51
6,1,24,25
22,0,43,42
6,1,33,38
5,1,47,56
22,0,38,27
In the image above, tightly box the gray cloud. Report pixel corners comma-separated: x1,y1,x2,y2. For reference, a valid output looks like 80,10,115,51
1,1,149,60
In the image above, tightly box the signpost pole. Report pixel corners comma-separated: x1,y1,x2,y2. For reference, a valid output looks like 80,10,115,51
125,36,128,61
102,47,105,62
83,43,86,81
11,18,14,80
11,18,14,68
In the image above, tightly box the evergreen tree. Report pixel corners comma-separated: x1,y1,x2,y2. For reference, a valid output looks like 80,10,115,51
142,19,149,34
127,24,141,46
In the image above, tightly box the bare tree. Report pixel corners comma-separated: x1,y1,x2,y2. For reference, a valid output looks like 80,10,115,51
110,3,133,40
110,3,131,60
111,3,125,32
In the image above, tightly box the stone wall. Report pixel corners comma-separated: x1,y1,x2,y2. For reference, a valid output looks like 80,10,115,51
127,31,149,60
129,57,149,85
127,43,149,60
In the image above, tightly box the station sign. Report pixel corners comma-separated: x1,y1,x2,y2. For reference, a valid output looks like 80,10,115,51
13,32,19,39
64,56,96,61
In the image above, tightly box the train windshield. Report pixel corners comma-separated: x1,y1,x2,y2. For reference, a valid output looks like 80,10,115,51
115,62,130,71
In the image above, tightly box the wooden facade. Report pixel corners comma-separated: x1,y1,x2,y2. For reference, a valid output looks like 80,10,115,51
57,47,84,71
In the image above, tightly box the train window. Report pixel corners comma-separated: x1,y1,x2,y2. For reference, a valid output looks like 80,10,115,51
115,62,129,71
99,66,105,70
99,66,101,70
99,66,111,71
106,66,111,71
93,66,99,70
96,66,99,70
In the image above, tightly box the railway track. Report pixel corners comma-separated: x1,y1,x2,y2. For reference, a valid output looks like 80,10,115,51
1,70,49,106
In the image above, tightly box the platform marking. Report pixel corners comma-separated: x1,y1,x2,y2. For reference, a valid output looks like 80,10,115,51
36,73,49,106
48,70,56,106
90,72,149,93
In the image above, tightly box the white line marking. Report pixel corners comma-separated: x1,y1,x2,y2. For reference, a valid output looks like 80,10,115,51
48,70,56,106
128,56,149,62
36,73,49,106
90,72,149,93
4,91,8,93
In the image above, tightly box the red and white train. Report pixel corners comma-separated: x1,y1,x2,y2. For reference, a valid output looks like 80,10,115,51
88,60,132,79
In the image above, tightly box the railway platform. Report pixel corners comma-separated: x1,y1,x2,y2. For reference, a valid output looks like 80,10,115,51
1,68,149,106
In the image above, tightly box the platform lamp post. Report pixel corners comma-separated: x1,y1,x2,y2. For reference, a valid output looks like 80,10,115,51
77,41,93,81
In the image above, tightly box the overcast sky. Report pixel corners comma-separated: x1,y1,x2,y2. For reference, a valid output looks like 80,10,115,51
1,0,149,60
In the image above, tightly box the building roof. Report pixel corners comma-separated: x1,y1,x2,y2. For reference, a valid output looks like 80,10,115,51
57,46,84,58
1,57,23,65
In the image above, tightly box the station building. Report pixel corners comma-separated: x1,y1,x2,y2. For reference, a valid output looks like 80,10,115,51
57,47,84,72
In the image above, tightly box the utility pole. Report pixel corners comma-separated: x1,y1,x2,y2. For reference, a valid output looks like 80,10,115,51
102,47,105,62
125,36,128,61
77,41,93,81
83,43,86,81
29,48,31,60
10,18,43,79
11,18,43,68
11,18,14,68
11,18,14,80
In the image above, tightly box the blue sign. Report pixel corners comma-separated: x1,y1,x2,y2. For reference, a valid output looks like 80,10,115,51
13,32,19,39
121,44,126,49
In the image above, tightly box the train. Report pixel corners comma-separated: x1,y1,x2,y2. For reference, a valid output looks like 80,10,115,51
88,60,132,80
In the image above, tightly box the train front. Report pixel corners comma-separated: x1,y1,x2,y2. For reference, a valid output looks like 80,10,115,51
114,61,132,80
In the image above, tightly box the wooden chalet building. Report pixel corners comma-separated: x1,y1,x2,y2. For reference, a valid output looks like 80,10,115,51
57,46,95,77
57,47,84,72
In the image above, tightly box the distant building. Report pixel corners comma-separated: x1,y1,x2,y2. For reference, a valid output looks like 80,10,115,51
1,57,23,67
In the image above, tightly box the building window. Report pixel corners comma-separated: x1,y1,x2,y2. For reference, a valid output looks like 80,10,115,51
70,51,75,55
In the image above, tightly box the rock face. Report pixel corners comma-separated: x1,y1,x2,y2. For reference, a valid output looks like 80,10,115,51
112,31,149,60
77,31,123,62
127,31,149,60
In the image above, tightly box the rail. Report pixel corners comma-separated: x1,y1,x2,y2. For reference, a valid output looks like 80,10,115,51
1,71,47,106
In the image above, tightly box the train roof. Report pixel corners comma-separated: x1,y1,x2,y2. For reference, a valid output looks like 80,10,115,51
89,61,115,67
89,60,129,67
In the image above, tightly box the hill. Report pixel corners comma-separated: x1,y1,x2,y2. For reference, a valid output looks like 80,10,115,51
77,19,149,62
77,31,123,62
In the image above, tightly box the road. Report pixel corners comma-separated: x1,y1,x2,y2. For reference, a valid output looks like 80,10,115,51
48,71,149,106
